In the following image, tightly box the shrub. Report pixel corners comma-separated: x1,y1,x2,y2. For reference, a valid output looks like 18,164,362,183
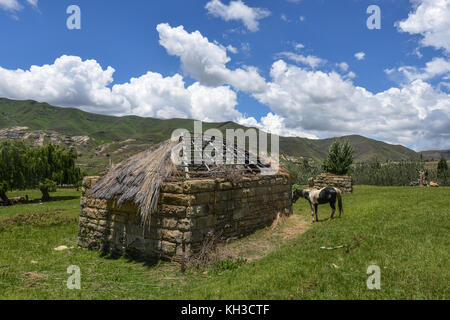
437,158,448,178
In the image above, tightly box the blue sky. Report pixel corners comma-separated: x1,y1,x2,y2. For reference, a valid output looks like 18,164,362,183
0,0,449,150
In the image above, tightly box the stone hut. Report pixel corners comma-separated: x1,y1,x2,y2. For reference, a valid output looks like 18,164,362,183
77,136,292,261
312,173,353,194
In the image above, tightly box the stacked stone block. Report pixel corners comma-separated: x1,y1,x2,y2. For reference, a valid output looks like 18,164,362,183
78,173,293,260
313,173,353,194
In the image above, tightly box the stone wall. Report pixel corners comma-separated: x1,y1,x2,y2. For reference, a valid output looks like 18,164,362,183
78,173,292,260
313,173,353,194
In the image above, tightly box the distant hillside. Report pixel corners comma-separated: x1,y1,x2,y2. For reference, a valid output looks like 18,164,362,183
420,149,450,160
0,98,421,174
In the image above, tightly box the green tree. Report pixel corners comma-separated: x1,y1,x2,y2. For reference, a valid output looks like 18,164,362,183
0,140,30,203
323,139,354,175
30,144,82,201
437,158,448,178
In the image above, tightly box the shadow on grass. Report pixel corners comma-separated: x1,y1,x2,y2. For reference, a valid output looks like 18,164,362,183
0,195,80,207
98,246,161,268
46,195,80,202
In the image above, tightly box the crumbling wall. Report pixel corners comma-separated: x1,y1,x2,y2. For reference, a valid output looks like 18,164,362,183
313,173,353,194
78,173,292,260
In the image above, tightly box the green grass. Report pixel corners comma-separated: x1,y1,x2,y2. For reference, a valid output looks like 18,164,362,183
0,186,449,299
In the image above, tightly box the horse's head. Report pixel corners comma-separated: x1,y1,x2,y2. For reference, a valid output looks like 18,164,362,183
292,189,308,204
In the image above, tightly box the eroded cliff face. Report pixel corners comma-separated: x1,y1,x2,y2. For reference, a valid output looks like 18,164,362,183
0,126,90,147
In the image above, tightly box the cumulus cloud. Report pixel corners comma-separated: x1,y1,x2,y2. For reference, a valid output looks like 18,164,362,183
276,52,325,69
354,52,366,60
0,0,22,11
0,0,36,12
157,23,266,93
387,57,450,82
0,55,243,123
226,45,238,54
1,18,448,150
205,0,270,32
396,0,450,54
294,43,304,51
251,60,450,150
337,62,349,72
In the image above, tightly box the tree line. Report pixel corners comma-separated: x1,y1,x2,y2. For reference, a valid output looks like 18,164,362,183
287,139,449,187
0,140,83,203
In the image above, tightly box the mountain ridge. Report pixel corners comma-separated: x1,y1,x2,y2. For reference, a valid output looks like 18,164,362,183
0,98,424,174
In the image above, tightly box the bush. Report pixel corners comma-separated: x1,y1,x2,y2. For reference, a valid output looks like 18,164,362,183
437,158,448,178
284,160,323,186
352,160,450,186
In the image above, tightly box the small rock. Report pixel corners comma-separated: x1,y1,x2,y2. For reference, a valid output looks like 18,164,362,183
53,246,69,251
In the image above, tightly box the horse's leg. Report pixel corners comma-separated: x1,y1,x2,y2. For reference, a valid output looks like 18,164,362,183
314,204,319,222
309,202,315,223
330,201,336,220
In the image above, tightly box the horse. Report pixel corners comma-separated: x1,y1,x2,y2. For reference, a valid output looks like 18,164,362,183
292,187,343,223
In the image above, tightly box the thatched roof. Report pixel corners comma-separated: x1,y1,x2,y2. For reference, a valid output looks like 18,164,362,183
90,134,276,227
90,139,178,227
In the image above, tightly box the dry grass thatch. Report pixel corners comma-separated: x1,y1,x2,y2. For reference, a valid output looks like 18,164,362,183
90,139,178,227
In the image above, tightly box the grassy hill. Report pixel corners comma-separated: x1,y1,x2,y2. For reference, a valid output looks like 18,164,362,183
0,98,421,174
420,149,450,161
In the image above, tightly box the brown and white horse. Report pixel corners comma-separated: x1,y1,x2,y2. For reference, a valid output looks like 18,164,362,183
292,187,343,223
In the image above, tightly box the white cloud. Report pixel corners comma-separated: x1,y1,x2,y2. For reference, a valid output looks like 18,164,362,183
346,71,356,79
0,55,243,123
337,62,349,72
1,20,448,150
226,45,238,54
276,52,325,69
251,60,450,150
205,0,270,32
157,23,266,93
26,0,37,7
293,42,304,51
396,0,450,53
354,52,366,60
0,0,37,11
0,0,22,11
388,57,450,82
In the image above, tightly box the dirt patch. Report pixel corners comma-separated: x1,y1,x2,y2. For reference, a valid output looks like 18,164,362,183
216,214,309,263
187,214,309,270
23,272,48,288
24,271,48,280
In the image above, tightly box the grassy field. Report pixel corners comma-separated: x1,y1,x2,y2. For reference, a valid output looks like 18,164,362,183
0,186,449,300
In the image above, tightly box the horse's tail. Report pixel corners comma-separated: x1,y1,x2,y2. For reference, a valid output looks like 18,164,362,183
336,188,343,217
